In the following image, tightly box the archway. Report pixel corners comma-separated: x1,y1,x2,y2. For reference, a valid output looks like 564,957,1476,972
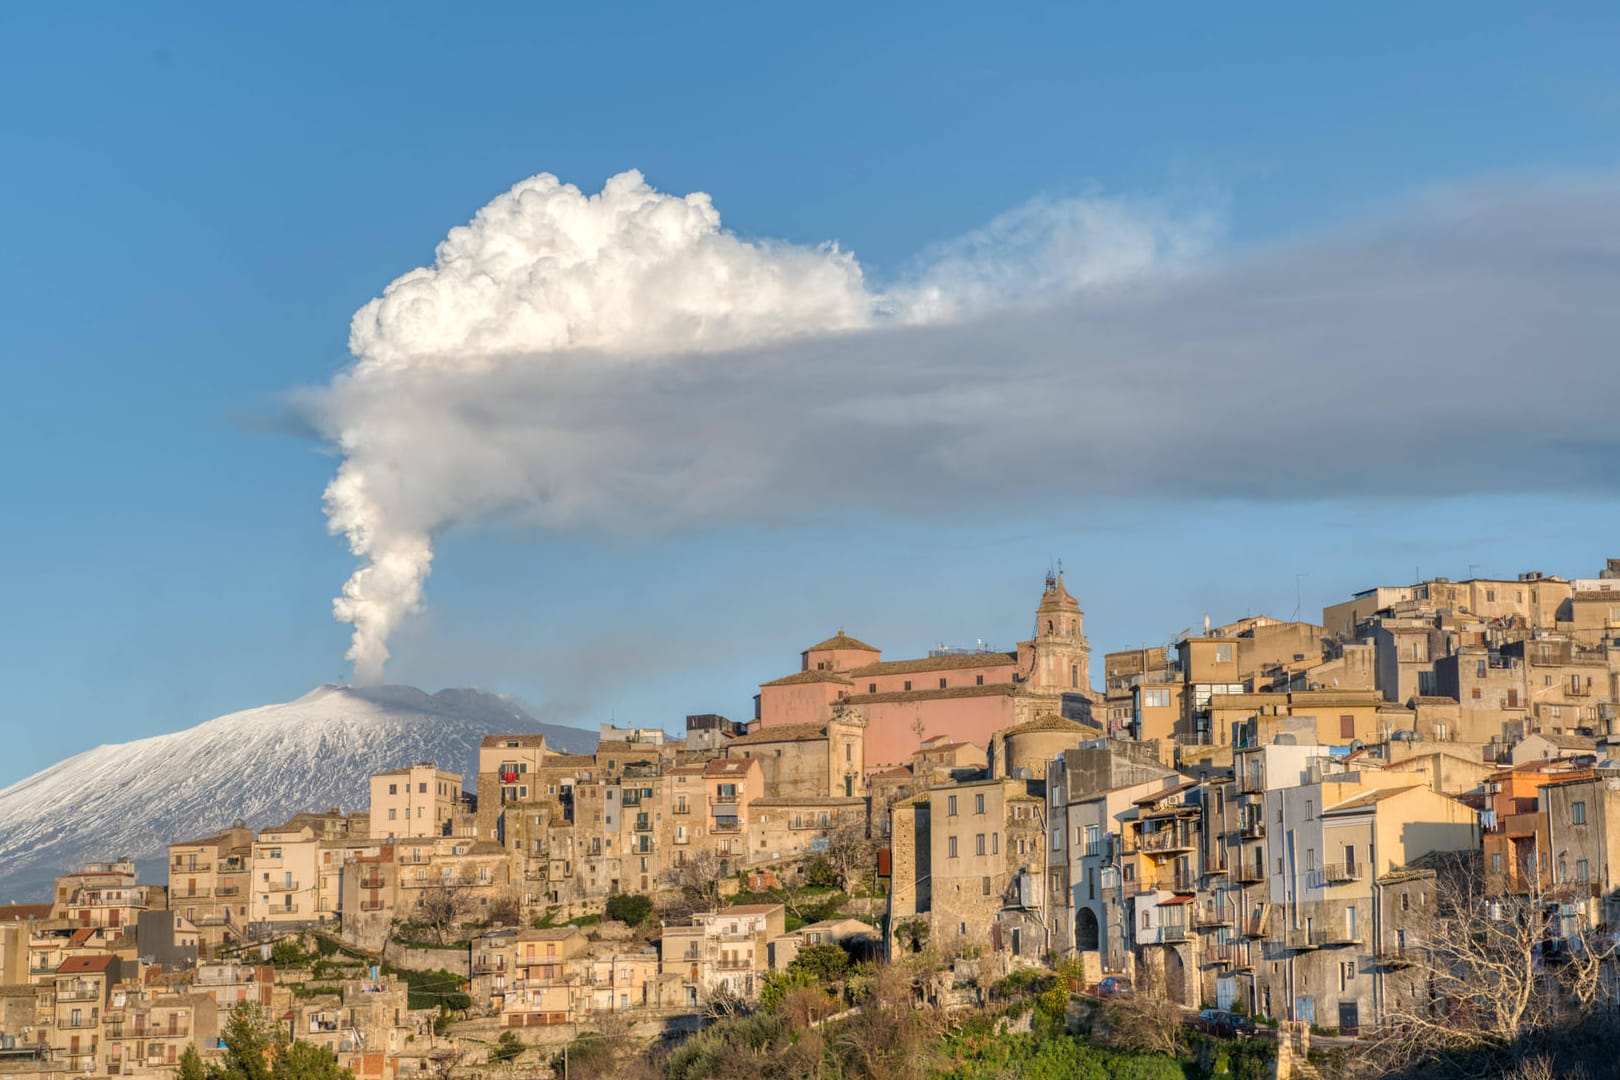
1164,947,1187,1005
1075,907,1100,951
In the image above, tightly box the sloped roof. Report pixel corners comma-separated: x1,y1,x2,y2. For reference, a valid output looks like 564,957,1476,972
845,652,1016,678
760,669,854,688
727,723,829,746
58,955,114,974
804,632,880,654
845,683,1016,706
1000,713,1089,737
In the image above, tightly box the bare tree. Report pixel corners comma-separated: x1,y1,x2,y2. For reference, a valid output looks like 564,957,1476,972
660,851,725,921
1373,856,1616,1076
416,873,473,945
1098,961,1183,1057
820,814,875,896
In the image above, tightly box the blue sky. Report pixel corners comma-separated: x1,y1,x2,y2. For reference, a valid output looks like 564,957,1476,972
3,4,1619,784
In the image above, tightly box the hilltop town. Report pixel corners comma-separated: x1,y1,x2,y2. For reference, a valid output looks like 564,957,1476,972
4,560,1620,1079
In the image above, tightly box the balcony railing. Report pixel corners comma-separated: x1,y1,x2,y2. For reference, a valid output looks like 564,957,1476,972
269,904,301,914
710,793,741,805
1193,905,1232,927
1140,829,1196,855
57,988,102,1003
1376,946,1418,968
359,901,386,912
1322,925,1363,947
177,887,214,899
1235,864,1266,884
267,880,301,893
1321,862,1364,884
1159,924,1190,943
1142,872,1196,894
356,878,386,890
1239,821,1266,841
1287,929,1328,950
171,862,213,874
711,821,742,833
713,958,755,971
672,804,691,815
217,885,242,897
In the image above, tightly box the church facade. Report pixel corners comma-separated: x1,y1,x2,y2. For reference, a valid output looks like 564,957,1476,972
752,572,1100,771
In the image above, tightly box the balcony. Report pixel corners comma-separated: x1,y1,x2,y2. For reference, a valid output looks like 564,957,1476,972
172,861,213,874
57,988,102,1003
1235,864,1266,884
714,958,755,971
1140,829,1196,855
217,885,242,897
267,880,301,893
1376,946,1418,968
359,900,386,912
1159,924,1190,943
672,804,691,815
1286,929,1328,951
1193,904,1232,928
1321,862,1364,885
1322,925,1363,947
59,1016,99,1028
269,904,301,914
356,878,386,890
710,793,741,806
711,820,742,833
633,818,652,833
177,887,214,899
195,913,232,927
1239,821,1266,841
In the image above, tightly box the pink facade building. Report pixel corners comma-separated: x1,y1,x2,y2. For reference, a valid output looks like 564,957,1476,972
753,573,1099,771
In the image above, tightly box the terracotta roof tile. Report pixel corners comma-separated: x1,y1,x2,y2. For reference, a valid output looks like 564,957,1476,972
727,723,829,746
804,633,880,654
844,652,1017,678
760,670,854,688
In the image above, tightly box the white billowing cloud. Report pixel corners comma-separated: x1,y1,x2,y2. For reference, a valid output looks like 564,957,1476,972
322,168,1205,683
320,169,1620,686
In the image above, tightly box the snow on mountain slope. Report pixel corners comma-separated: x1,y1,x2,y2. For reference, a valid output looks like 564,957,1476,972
0,685,595,901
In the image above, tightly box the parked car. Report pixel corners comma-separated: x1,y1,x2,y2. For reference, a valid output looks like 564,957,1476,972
1198,1009,1257,1038
1096,976,1134,998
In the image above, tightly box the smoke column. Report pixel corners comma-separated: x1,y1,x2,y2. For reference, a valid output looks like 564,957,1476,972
323,169,1205,683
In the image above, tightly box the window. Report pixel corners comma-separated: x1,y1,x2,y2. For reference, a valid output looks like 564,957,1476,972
1340,715,1355,739
1142,688,1171,708
1577,859,1590,883
976,675,984,686
1477,660,1487,678
869,683,876,693
939,678,947,689
1052,828,1061,852
419,782,427,794
1572,801,1587,826
975,834,986,856
1306,848,1316,871
904,681,912,691
388,784,397,795
1486,589,1496,602
1214,644,1233,663
948,836,958,858
947,795,958,817
992,832,999,854
1491,852,1503,874
975,794,985,815
1472,688,1482,700
1305,799,1314,820
982,876,991,896
388,808,397,820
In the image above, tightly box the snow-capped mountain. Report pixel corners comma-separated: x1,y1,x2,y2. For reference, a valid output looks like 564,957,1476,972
0,684,596,902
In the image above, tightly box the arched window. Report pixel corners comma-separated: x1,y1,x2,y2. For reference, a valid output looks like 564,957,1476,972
1047,619,1054,633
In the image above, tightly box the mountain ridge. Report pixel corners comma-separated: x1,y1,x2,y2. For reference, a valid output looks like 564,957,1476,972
0,684,596,902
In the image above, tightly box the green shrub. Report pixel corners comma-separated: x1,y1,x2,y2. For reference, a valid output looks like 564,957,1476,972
604,893,653,927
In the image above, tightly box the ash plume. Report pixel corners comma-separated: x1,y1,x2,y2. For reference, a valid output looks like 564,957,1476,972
318,169,1192,682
